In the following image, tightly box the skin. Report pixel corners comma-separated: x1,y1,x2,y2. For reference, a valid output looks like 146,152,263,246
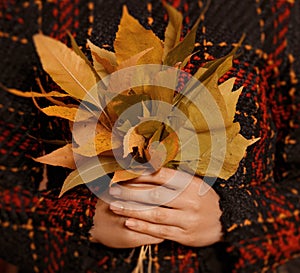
91,168,223,248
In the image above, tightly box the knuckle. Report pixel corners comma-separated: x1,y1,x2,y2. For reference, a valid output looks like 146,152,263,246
185,197,198,209
149,188,161,203
152,209,165,223
157,225,169,238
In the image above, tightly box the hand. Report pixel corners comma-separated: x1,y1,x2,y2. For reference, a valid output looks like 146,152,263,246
109,168,223,247
90,193,164,248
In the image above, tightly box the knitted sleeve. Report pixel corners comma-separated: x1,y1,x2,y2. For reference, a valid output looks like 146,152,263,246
214,2,300,272
0,1,102,272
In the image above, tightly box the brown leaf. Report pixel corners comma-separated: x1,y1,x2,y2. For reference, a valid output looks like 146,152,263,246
34,144,76,169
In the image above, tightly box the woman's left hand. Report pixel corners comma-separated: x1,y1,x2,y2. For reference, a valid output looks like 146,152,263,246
109,168,223,247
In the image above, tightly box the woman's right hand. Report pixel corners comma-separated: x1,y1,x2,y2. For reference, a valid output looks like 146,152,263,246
90,197,164,248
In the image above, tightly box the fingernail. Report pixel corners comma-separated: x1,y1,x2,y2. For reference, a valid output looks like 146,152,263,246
109,187,121,196
110,202,123,212
125,219,136,228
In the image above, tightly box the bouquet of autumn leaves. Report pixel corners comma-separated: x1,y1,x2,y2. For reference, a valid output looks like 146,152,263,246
7,3,258,197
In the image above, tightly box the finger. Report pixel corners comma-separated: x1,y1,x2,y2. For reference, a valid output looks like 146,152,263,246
127,231,164,247
110,201,184,227
124,218,183,241
91,224,164,247
131,167,194,190
109,184,183,208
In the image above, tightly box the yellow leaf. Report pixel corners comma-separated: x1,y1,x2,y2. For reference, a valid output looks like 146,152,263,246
40,106,93,122
149,68,177,103
34,144,76,169
59,156,122,197
93,52,116,75
178,123,259,180
219,78,243,122
135,120,162,138
67,31,100,82
33,34,96,100
5,88,69,98
87,39,117,78
148,123,165,144
118,47,153,70
72,120,103,147
217,134,259,179
162,2,183,61
179,73,232,133
114,6,163,65
73,124,119,157
160,132,179,164
163,15,201,66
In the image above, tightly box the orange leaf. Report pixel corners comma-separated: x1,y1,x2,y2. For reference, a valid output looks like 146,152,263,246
34,144,76,169
110,169,142,184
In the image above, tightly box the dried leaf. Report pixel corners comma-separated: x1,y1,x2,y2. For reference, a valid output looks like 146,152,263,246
118,47,153,70
179,50,200,69
123,127,145,158
219,78,242,122
109,93,150,118
193,136,259,179
162,2,183,60
5,88,69,98
111,169,142,184
59,156,121,197
177,123,259,179
40,105,93,122
216,134,259,179
148,123,165,144
141,101,151,118
116,119,132,133
135,120,162,138
150,68,178,103
114,6,163,65
33,34,96,100
147,132,179,170
88,39,117,79
72,120,103,147
73,124,118,157
34,144,76,169
93,52,116,75
163,15,201,66
67,31,101,82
